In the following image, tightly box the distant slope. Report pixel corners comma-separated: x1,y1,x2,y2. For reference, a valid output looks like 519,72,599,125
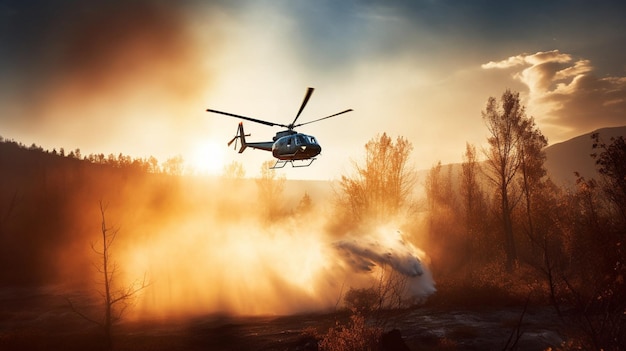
544,126,626,187
409,126,626,192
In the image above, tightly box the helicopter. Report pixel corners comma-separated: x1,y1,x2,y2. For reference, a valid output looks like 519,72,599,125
206,87,353,168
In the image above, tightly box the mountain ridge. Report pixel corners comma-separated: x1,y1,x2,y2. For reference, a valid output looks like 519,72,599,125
544,125,626,187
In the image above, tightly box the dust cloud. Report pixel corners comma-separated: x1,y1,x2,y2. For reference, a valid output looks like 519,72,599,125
0,127,435,319
71,176,438,319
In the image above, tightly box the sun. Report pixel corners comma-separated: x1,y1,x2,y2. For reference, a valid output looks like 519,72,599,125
188,140,227,175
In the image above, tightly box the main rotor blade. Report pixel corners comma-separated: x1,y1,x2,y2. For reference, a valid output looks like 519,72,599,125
293,109,353,128
206,109,279,127
290,87,314,128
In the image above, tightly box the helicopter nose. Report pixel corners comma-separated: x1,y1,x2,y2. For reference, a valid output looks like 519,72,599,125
308,144,321,157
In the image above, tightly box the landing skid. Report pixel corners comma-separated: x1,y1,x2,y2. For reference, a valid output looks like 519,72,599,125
271,158,316,169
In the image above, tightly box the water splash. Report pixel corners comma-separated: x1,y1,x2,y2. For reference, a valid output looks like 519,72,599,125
334,225,436,299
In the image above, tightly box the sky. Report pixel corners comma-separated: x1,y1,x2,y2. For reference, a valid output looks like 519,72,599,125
1,0,626,180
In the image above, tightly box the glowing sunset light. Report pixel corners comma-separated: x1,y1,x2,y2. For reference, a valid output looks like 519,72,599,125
187,139,227,175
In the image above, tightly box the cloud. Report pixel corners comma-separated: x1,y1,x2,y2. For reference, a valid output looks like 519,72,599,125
481,55,527,70
483,50,626,141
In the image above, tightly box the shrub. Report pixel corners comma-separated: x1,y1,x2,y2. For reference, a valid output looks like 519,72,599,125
344,288,379,313
318,313,382,351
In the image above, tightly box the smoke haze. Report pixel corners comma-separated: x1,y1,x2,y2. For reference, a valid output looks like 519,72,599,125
0,152,435,318
116,182,436,318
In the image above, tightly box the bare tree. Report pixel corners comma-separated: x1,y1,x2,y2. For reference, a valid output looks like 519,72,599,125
482,89,533,271
338,133,415,223
67,201,148,350
518,117,548,249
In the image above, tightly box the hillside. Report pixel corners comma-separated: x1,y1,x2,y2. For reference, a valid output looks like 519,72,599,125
544,126,626,187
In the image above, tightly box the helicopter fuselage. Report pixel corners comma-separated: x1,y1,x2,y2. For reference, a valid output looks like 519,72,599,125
272,132,322,160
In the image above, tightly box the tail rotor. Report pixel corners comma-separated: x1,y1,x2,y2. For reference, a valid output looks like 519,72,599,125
227,135,238,149
227,122,250,153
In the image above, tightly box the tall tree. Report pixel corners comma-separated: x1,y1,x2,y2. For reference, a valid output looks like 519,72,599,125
338,133,415,223
460,143,487,259
482,89,537,271
460,143,480,228
518,117,548,247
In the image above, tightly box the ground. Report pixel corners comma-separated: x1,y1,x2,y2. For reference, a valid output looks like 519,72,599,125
0,286,573,351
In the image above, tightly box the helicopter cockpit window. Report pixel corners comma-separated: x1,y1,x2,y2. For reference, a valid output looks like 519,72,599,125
309,136,317,144
297,135,307,145
287,138,293,146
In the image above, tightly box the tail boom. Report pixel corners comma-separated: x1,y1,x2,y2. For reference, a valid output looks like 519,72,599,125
232,123,272,153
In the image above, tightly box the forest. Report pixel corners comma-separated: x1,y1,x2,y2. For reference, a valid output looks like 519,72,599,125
0,90,625,350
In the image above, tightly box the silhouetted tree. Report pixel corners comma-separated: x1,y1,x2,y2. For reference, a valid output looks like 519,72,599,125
562,171,626,350
106,153,116,166
29,143,43,151
516,177,567,317
482,89,534,271
67,202,147,350
592,133,626,225
517,117,548,251
147,156,160,173
117,153,131,168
